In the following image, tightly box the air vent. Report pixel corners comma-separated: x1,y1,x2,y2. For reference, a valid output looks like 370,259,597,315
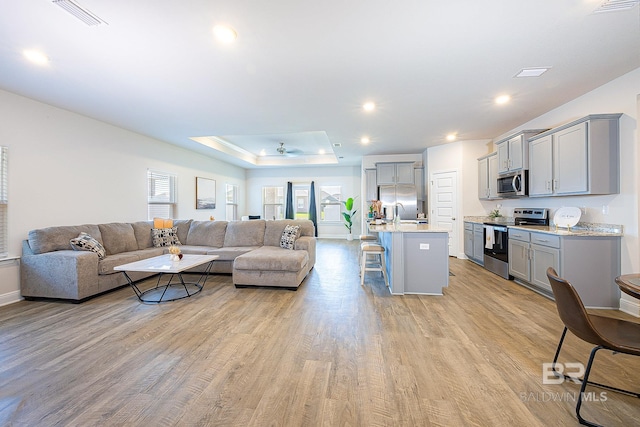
52,0,107,26
593,0,640,13
333,143,342,147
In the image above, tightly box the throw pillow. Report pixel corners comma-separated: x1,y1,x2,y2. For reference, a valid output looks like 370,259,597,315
153,217,174,229
151,227,181,247
280,224,300,250
70,232,106,259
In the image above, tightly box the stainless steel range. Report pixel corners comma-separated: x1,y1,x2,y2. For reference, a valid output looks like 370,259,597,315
483,208,549,280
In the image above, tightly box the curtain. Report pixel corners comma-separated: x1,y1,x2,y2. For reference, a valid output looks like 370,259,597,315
308,181,318,236
285,181,294,219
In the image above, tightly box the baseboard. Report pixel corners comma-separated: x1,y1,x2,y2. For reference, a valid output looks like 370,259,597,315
0,290,23,307
619,297,640,318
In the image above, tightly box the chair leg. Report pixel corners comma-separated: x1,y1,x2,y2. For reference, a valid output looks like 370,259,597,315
576,346,604,427
360,251,367,286
379,252,389,287
551,327,568,380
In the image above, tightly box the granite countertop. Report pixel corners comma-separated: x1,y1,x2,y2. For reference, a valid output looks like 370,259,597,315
508,223,623,237
368,223,449,233
463,216,623,237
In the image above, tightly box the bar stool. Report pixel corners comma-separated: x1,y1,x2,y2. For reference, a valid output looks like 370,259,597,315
358,234,377,259
360,242,389,287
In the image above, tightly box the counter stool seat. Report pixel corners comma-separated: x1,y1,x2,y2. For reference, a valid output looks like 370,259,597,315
360,242,389,287
359,234,377,241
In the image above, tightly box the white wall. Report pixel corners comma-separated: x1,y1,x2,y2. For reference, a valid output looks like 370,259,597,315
246,165,361,238
0,89,246,305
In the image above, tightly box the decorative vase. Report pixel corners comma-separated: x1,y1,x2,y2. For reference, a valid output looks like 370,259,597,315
347,233,353,241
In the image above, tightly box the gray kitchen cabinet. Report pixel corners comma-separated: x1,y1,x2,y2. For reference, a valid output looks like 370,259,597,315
463,222,484,265
364,168,377,202
528,114,621,197
478,153,499,199
495,129,546,174
508,227,620,308
414,167,425,201
473,224,484,264
509,230,560,292
508,230,530,281
376,162,415,185
464,223,473,259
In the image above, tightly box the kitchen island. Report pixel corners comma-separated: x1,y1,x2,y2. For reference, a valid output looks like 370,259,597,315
368,222,449,295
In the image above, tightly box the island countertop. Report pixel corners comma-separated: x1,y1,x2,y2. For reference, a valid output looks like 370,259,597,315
368,223,449,233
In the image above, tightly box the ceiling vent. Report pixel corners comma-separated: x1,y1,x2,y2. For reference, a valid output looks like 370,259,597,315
52,0,107,26
593,0,640,13
333,143,342,147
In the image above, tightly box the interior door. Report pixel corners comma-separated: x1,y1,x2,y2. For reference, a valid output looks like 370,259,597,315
430,170,458,256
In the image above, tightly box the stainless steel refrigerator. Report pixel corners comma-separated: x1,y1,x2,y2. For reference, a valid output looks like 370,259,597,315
378,184,418,220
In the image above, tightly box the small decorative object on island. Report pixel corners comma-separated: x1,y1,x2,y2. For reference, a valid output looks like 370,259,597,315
342,196,358,241
169,245,183,261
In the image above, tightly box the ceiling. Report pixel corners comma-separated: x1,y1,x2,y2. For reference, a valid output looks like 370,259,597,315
1,1,639,168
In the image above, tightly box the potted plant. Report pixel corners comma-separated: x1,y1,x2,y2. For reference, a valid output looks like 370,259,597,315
342,196,358,240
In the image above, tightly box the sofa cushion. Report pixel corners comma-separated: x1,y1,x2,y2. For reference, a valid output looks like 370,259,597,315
98,248,163,274
280,225,300,250
185,221,228,247
131,221,154,249
28,224,103,255
70,232,107,259
234,246,308,272
173,220,193,245
223,220,266,247
209,246,259,261
264,219,314,247
151,227,181,247
98,223,139,255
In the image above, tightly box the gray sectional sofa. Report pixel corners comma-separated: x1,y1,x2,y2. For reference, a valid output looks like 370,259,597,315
21,219,316,302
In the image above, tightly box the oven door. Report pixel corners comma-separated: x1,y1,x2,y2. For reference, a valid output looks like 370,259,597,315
483,224,509,263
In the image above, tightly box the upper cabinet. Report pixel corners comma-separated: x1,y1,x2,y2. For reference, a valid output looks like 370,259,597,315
495,129,547,174
376,162,415,185
528,114,621,197
478,152,499,200
364,168,378,202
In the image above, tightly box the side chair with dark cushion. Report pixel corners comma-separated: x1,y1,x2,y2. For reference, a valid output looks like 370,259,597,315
546,267,640,427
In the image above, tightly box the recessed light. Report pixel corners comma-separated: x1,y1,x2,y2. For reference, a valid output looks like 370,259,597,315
495,95,511,105
363,102,375,112
318,149,326,155
515,67,550,78
446,133,457,142
213,25,237,44
259,149,266,156
23,49,49,66
361,137,370,144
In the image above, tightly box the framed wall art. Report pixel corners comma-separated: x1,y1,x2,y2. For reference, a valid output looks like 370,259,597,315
196,177,216,209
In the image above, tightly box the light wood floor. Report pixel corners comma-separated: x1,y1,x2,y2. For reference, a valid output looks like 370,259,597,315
1,240,639,426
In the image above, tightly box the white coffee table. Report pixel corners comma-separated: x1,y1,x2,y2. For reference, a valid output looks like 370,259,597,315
114,254,219,303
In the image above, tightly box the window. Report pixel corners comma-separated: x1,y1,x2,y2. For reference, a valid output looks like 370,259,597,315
293,185,309,219
263,186,284,220
319,185,341,222
226,183,238,221
147,169,177,220
0,147,7,257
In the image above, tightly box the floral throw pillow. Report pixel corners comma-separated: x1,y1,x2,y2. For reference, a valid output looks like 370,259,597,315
280,225,300,250
70,232,106,259
151,227,181,247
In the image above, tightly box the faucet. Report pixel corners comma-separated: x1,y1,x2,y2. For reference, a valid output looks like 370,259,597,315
395,202,405,218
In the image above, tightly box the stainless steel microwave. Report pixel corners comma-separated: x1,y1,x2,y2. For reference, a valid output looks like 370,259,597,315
497,170,528,197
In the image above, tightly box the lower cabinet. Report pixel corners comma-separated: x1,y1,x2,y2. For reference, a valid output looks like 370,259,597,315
508,228,620,308
464,222,484,265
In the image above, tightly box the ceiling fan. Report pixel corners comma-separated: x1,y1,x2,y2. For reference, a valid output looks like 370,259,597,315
276,142,303,156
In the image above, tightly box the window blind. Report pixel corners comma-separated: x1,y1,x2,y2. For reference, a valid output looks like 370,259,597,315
147,169,176,220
